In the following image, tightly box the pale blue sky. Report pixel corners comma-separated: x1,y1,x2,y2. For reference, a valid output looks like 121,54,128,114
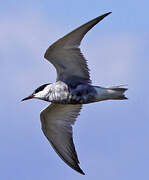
1,1,149,180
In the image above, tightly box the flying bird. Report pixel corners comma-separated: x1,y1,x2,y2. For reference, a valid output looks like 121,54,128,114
22,12,127,175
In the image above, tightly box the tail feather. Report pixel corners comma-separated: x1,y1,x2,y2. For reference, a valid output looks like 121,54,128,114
106,85,128,100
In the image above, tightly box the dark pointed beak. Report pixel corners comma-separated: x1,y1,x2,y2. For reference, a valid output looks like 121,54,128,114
21,94,34,101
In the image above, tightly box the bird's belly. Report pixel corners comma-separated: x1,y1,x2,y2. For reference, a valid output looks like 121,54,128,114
47,91,71,104
48,90,97,104
50,94,96,104
45,81,98,104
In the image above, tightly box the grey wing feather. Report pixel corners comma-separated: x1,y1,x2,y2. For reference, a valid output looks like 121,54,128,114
40,103,84,175
44,12,111,84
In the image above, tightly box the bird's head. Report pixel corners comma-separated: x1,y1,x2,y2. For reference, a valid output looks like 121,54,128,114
21,83,50,101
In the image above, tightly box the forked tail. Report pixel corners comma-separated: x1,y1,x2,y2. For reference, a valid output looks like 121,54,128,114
106,85,128,100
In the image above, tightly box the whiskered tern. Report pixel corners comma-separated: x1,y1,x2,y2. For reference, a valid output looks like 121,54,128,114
22,12,127,175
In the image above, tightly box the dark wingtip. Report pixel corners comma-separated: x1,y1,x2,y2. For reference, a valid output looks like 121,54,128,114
77,167,85,175
96,12,112,23
81,171,85,175
74,163,85,175
103,12,112,17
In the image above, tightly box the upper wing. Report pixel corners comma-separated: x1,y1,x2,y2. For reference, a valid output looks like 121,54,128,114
44,12,111,84
40,103,84,175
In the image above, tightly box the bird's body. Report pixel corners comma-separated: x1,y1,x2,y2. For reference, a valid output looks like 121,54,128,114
22,12,128,175
35,81,127,104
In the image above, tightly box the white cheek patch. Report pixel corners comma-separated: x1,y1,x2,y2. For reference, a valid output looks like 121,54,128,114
35,85,52,99
35,91,45,99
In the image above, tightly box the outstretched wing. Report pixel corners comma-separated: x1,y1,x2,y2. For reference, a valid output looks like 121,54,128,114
40,103,84,175
44,12,111,84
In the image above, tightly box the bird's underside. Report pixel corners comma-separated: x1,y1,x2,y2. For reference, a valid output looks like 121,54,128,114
40,81,127,175
42,81,97,104
40,103,84,174
42,12,127,175
41,13,114,175
23,12,128,175
44,12,112,84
